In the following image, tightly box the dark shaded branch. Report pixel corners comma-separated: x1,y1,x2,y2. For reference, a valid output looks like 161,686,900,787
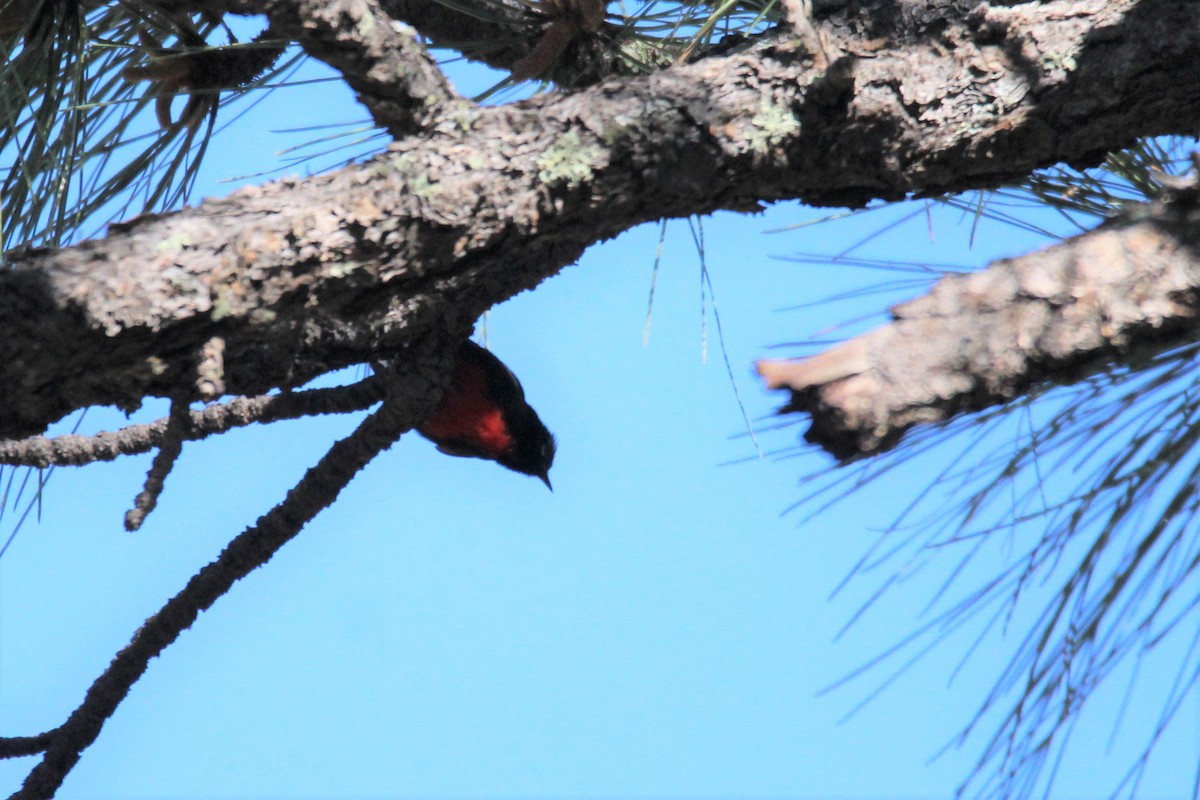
124,395,191,531
121,23,288,130
0,731,59,759
758,200,1200,458
11,342,449,800
379,0,661,86
0,375,386,468
508,0,607,83
6,1,1200,438
161,0,659,86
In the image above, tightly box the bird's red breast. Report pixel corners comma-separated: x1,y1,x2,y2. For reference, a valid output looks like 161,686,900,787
417,339,556,488
419,356,515,458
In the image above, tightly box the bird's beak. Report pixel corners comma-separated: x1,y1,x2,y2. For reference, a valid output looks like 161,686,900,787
539,472,553,491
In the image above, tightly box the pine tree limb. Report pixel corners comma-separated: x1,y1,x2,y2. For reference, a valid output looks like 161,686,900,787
759,200,1200,458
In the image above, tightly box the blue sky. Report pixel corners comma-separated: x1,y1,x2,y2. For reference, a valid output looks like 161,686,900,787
1,35,1196,800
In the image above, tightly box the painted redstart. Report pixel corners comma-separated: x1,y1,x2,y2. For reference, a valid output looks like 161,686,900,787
417,339,556,489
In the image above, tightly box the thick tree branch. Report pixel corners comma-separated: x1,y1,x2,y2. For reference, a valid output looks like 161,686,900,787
758,199,1200,458
5,0,1199,439
10,339,450,800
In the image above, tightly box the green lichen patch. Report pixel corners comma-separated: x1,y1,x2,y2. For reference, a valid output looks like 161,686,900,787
536,131,602,188
156,231,193,254
746,98,800,154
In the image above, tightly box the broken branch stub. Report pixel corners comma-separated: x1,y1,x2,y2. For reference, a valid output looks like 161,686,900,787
759,203,1200,460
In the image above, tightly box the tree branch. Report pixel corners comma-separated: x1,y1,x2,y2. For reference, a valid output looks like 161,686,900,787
124,394,191,531
758,199,1200,458
8,339,450,800
364,0,659,86
261,0,462,135
6,1,1199,439
0,376,386,468
0,731,59,760
162,0,657,86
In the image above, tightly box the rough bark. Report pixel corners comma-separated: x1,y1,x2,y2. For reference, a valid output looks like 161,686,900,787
5,0,1200,441
758,199,1200,458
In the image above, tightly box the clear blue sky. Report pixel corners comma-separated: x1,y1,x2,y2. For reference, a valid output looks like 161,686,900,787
0,38,1195,800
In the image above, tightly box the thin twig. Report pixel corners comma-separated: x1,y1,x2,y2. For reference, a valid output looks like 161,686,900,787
125,394,191,532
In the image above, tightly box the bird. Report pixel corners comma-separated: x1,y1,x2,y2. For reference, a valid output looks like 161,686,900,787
417,339,556,489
